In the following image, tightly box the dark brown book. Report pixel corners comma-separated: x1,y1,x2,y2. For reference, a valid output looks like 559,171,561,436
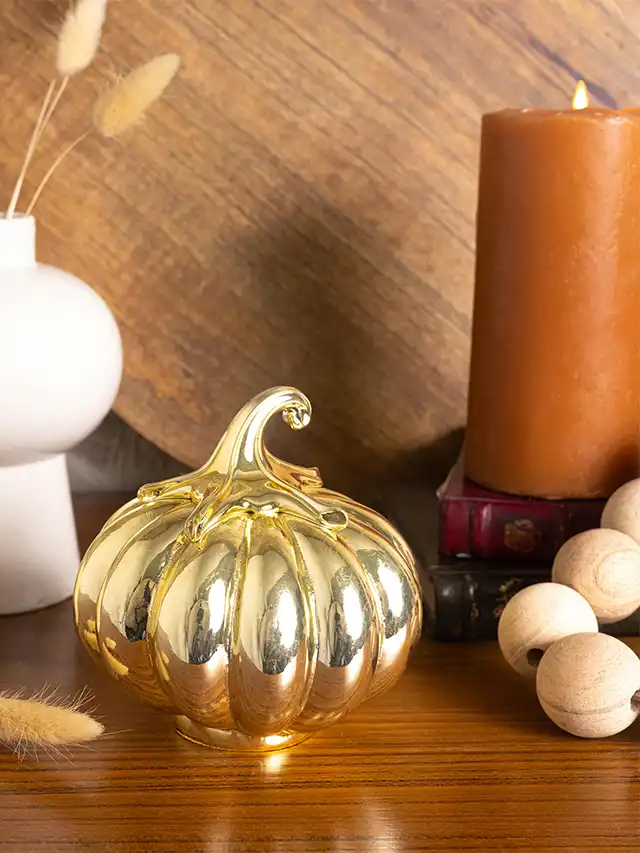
438,456,605,562
423,560,640,641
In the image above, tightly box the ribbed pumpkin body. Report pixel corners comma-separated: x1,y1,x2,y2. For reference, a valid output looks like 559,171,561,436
74,388,422,750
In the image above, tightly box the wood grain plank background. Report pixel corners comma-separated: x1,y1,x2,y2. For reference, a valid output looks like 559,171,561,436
2,0,637,500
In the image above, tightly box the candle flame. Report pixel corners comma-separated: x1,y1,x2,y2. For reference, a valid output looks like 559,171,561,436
572,80,589,110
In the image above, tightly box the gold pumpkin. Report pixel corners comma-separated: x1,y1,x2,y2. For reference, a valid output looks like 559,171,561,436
74,387,422,751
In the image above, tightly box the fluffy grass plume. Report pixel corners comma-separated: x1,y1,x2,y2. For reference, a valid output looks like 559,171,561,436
6,0,108,217
25,51,180,212
57,0,109,77
94,53,180,138
0,688,103,758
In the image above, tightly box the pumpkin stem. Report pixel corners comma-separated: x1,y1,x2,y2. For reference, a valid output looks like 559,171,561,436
224,387,313,481
186,483,349,547
137,469,218,505
138,388,321,507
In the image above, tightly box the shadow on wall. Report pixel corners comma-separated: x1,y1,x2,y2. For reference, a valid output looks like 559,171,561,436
378,427,466,570
232,197,461,506
234,204,384,502
70,197,466,519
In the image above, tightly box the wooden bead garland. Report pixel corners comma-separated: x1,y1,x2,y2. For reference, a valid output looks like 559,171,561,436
498,583,598,677
552,528,640,623
536,633,640,738
497,480,640,738
601,478,640,546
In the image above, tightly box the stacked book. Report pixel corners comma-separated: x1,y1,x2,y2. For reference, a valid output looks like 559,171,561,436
424,457,640,640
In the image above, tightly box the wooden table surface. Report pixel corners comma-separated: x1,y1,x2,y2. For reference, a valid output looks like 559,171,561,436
2,495,640,852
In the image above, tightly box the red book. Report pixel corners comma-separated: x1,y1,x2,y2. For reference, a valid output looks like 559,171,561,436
438,457,605,561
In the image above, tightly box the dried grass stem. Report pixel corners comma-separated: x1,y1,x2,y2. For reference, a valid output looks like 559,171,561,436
26,130,90,214
6,80,56,219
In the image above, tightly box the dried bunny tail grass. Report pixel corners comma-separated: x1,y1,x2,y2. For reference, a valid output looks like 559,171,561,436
25,53,180,214
0,688,103,756
6,0,108,217
5,80,56,218
57,0,109,77
94,53,180,138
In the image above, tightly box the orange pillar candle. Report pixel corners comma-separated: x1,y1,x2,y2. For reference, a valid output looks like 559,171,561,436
465,83,640,499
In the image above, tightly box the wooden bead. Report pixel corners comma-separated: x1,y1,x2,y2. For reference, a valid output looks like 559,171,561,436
536,632,640,738
602,479,640,546
498,583,598,677
551,528,640,623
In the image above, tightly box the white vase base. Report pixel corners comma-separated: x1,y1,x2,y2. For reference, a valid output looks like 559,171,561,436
0,455,79,614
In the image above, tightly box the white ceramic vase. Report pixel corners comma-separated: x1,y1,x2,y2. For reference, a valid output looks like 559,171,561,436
0,215,122,614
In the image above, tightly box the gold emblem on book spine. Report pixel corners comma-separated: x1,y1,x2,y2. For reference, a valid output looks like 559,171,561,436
504,519,541,554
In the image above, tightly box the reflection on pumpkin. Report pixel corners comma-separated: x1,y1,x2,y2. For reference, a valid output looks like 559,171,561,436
74,387,422,751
